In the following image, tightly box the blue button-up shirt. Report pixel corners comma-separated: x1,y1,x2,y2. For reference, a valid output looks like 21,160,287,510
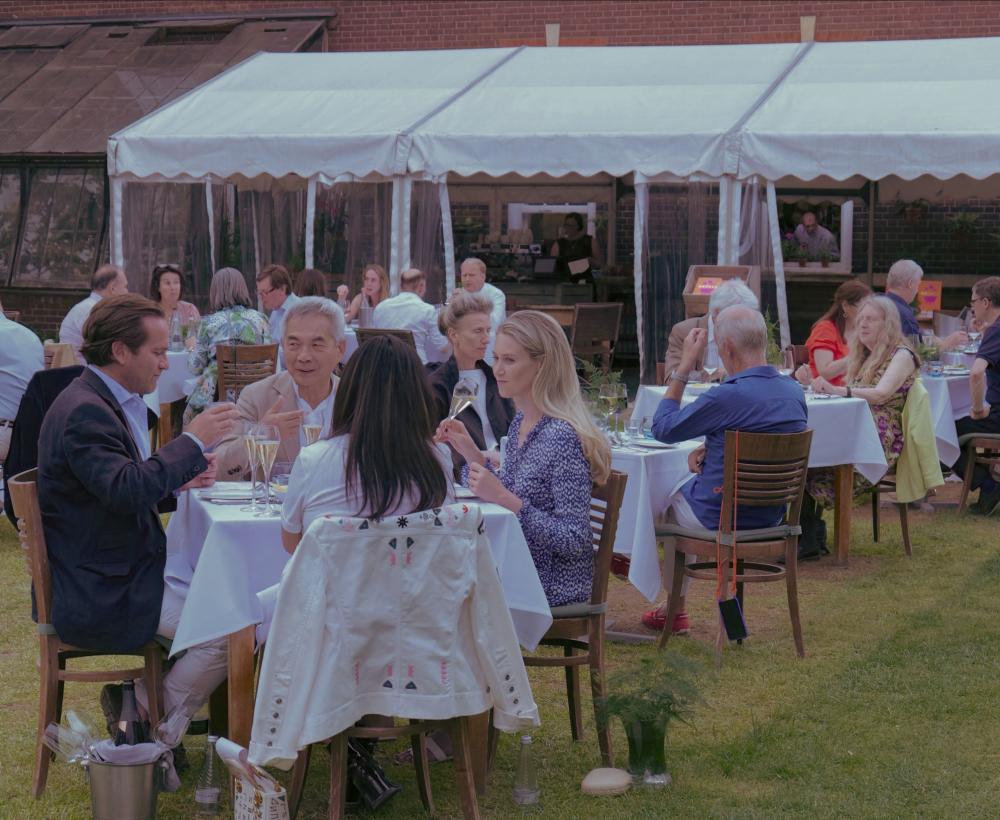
88,365,152,461
886,291,920,337
652,366,808,530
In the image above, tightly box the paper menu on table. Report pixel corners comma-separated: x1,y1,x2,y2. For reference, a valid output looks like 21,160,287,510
568,258,590,275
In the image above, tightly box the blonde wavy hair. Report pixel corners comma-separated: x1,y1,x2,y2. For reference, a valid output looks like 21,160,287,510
496,311,611,484
846,295,918,385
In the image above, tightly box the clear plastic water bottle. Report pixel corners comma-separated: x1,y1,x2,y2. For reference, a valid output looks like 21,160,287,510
512,735,540,807
170,311,182,351
195,735,222,816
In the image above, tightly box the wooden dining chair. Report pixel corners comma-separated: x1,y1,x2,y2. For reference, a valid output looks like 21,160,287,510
657,430,813,658
522,470,628,767
571,303,624,372
216,342,279,401
870,470,912,557
783,344,809,370
355,327,417,350
956,433,1000,513
7,469,164,798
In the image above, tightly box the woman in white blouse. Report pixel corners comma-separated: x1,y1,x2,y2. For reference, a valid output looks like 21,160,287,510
281,334,454,553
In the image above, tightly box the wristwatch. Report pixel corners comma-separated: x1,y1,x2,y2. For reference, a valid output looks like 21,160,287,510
669,370,690,385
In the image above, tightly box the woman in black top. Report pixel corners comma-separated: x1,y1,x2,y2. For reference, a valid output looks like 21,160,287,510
428,290,514,474
550,212,603,284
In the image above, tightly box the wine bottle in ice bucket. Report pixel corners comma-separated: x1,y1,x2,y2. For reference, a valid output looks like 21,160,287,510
113,680,148,746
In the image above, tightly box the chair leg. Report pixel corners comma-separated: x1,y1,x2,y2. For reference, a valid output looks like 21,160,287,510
33,641,59,798
785,540,806,658
449,717,481,820
735,558,745,647
410,725,435,813
208,679,229,738
958,448,978,513
328,733,349,820
871,488,880,542
588,616,613,767
486,710,500,776
896,503,912,557
563,646,583,742
657,547,687,650
144,645,164,725
287,745,311,819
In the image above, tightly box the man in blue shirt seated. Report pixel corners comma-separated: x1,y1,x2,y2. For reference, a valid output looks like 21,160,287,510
884,259,966,351
641,305,808,634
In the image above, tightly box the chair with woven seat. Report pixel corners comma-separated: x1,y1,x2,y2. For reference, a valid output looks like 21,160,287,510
522,470,628,767
8,468,164,798
957,433,1000,513
571,303,623,372
355,327,417,350
216,342,279,402
657,430,813,658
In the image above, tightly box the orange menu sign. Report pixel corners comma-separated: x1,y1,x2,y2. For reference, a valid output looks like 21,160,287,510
693,276,724,295
917,280,943,313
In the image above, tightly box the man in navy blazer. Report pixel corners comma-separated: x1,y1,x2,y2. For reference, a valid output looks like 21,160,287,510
37,294,239,726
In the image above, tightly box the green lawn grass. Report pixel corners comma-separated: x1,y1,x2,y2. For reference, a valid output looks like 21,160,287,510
1,507,998,818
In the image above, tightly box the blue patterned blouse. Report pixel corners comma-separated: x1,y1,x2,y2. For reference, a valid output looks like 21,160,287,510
466,412,593,607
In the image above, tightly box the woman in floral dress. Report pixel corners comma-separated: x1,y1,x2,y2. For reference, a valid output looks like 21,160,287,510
183,267,271,424
797,295,919,559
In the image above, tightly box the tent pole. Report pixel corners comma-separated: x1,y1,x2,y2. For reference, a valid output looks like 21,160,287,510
866,180,876,287
401,176,413,273
110,177,124,268
633,178,648,381
390,176,401,293
717,176,742,264
766,181,791,349
438,176,456,302
206,182,216,271
305,176,317,270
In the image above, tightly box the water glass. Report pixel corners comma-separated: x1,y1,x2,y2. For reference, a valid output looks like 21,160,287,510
626,418,641,442
641,416,654,439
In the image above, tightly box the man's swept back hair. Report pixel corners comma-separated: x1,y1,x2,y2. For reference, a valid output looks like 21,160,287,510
81,294,164,366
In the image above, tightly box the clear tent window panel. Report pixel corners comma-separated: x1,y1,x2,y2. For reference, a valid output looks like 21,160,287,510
122,182,213,307
410,181,445,305
313,181,392,295
0,168,20,284
13,167,104,288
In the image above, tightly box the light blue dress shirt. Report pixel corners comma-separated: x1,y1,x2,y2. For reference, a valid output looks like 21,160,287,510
268,292,300,347
88,365,152,461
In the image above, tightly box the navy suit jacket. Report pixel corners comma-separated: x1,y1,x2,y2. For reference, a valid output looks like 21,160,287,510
37,369,207,652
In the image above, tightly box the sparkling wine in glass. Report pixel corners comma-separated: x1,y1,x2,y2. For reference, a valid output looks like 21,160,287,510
255,424,280,518
303,423,322,445
448,377,479,420
240,423,263,512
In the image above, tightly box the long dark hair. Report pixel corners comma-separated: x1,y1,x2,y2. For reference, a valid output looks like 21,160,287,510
815,278,871,339
330,335,449,518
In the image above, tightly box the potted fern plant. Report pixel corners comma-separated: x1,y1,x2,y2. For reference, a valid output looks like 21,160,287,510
597,650,704,787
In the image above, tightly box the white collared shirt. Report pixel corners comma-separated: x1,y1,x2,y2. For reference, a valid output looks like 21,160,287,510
371,291,450,364
477,282,506,365
60,292,102,364
267,292,301,345
0,315,44,421
292,377,337,448
88,365,152,461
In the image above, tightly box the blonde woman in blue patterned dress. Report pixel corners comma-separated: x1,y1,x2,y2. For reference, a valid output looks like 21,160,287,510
183,267,271,424
437,310,611,607
797,295,919,559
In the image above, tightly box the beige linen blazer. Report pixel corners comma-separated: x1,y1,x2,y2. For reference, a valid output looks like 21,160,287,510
214,370,338,479
663,314,709,377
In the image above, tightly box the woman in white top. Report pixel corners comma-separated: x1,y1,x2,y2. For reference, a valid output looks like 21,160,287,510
281,333,454,552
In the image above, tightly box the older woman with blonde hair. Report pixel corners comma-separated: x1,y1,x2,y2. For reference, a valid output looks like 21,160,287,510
184,267,271,423
437,310,611,606
797,294,920,559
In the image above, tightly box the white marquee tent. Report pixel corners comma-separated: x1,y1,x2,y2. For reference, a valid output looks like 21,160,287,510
108,37,1000,376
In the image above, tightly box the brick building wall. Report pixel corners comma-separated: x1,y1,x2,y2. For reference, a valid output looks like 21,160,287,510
5,1,1000,47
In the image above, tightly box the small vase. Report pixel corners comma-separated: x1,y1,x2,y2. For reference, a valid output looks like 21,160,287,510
622,719,671,787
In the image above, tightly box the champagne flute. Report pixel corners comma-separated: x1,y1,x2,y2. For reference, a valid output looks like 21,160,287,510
240,422,263,513
448,377,479,420
255,423,281,518
598,385,619,443
303,423,323,445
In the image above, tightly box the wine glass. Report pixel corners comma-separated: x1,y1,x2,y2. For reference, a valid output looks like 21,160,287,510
255,423,281,518
270,461,293,505
302,422,323,446
598,385,618,441
240,422,263,513
448,377,479,420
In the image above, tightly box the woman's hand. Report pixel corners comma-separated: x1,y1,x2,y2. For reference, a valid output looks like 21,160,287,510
687,444,706,475
811,376,837,395
794,364,812,385
435,418,485,466
469,463,521,512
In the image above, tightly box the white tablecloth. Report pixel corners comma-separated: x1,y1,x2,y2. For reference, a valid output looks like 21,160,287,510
343,327,358,360
633,385,887,483
143,350,193,414
165,488,553,655
922,374,968,467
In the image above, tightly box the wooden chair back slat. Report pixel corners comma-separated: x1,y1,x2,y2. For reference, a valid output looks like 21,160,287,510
717,430,813,533
571,303,623,371
8,469,52,625
589,470,627,607
216,343,279,401
783,345,809,370
355,328,417,350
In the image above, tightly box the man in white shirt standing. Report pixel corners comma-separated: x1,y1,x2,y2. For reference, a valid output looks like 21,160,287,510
459,257,506,364
0,300,45,462
59,265,128,364
372,268,450,364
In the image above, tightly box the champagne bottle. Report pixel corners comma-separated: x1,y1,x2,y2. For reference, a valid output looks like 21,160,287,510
195,735,222,816
113,680,148,746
